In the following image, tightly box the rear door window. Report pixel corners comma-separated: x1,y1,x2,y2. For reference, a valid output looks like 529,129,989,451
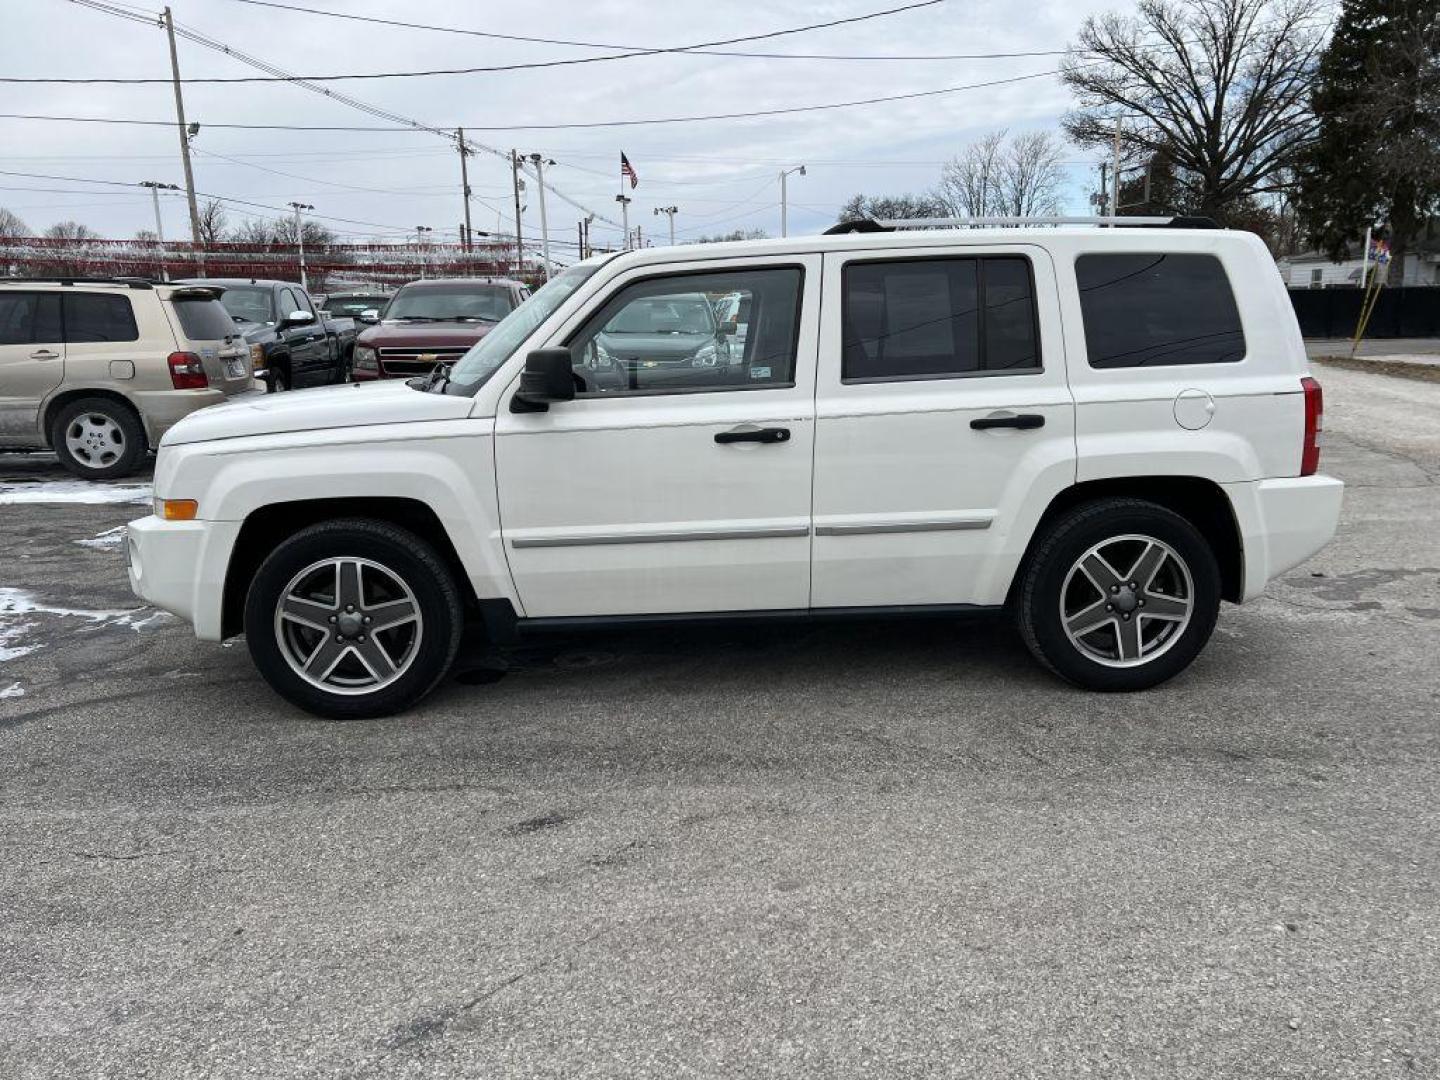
0,292,62,345
63,293,138,343
170,296,236,341
841,256,1041,381
1075,253,1246,368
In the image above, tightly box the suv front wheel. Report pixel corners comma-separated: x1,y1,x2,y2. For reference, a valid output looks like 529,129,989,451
244,520,465,718
1017,498,1221,691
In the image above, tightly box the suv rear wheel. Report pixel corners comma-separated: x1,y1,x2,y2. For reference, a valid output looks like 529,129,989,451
1017,498,1221,691
50,397,146,480
244,519,465,719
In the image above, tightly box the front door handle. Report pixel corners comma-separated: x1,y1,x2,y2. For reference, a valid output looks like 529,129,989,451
971,413,1045,431
29,349,60,360
715,426,791,445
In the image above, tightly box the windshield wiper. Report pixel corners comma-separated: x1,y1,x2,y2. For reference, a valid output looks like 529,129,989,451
390,314,443,322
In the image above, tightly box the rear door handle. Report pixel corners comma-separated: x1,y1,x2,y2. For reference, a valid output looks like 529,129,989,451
715,426,791,445
971,413,1045,431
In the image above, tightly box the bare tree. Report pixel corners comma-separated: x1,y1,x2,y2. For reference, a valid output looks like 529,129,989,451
937,130,1007,216
196,199,228,246
1061,0,1326,222
40,221,102,276
837,192,947,223
44,221,100,242
999,132,1067,215
0,208,28,239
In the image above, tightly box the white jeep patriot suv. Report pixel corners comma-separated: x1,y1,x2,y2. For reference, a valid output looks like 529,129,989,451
127,219,1343,718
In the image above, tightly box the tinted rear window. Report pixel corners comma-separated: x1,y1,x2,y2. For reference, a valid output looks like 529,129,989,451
1075,253,1245,368
171,296,236,341
64,293,138,343
842,256,1040,381
0,292,62,345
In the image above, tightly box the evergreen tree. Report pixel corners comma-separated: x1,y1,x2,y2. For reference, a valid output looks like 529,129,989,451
1296,0,1440,274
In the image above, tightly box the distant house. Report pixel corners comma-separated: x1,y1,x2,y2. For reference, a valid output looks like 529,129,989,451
1277,219,1440,288
1277,250,1440,288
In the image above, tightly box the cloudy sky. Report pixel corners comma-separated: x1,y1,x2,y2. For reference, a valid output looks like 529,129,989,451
3,0,1124,255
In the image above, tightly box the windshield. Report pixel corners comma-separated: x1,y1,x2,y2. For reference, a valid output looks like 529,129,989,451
445,264,598,395
324,295,387,316
385,284,515,322
604,296,713,335
218,286,275,324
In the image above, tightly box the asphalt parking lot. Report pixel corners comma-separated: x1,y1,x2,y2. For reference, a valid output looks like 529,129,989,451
2,364,1438,1079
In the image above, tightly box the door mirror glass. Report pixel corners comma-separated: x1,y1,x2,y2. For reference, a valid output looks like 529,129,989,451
282,309,316,327
511,347,576,412
359,308,380,323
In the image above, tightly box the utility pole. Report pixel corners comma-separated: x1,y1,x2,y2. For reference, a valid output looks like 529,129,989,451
139,181,178,281
528,153,554,282
635,224,643,249
615,194,632,250
779,165,805,238
509,150,525,278
457,128,474,255
653,205,678,246
288,202,313,292
162,6,205,276
1110,121,1123,217
1096,162,1109,217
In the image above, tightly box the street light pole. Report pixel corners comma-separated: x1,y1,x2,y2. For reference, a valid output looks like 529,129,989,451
653,205,678,246
415,225,432,279
139,181,178,281
615,194,632,250
288,201,313,292
509,151,525,279
779,165,805,238
528,153,555,281
457,128,474,256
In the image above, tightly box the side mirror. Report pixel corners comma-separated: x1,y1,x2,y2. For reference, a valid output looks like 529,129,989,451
511,347,576,412
359,308,380,323
282,310,316,327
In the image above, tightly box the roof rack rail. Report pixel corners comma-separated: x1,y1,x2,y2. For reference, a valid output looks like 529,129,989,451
824,215,1220,235
0,275,157,289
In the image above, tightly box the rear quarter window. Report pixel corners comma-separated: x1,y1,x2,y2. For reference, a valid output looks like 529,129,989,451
1075,253,1246,368
170,296,236,342
64,293,138,343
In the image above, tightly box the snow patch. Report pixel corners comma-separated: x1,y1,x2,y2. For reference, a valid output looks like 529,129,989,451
0,481,151,506
0,681,23,699
0,586,172,665
75,525,129,550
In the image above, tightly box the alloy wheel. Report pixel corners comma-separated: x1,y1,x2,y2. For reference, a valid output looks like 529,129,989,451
273,557,423,695
64,412,126,470
1059,534,1194,668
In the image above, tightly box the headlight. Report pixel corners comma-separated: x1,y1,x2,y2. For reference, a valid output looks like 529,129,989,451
353,346,378,371
692,344,718,368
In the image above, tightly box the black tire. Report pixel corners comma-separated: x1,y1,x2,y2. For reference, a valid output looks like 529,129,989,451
244,519,465,719
270,361,292,392
50,396,146,480
1016,498,1221,691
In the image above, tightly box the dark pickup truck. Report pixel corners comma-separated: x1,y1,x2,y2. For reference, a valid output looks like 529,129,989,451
190,278,357,391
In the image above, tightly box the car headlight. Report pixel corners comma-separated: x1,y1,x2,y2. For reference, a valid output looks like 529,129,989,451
353,346,378,371
692,344,718,368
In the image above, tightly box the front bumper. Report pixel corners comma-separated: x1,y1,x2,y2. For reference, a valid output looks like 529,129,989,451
127,514,241,641
1225,474,1345,601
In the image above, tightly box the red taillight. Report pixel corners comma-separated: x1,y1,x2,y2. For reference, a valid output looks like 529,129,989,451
1301,375,1323,476
167,351,208,390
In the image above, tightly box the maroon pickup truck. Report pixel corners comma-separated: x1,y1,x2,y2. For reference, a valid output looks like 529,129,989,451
350,277,530,380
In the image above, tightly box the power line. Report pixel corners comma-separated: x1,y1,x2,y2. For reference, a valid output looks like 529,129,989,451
0,67,1066,133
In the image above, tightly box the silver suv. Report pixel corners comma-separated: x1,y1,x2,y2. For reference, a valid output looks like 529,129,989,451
0,277,254,479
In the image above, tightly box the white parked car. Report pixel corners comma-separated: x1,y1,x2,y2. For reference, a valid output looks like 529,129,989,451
127,218,1342,718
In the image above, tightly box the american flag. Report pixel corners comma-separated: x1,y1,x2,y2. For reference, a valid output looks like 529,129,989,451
620,152,638,189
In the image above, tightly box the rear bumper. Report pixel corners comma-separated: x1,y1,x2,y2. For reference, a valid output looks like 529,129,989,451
132,386,261,445
1225,475,1344,601
126,514,240,641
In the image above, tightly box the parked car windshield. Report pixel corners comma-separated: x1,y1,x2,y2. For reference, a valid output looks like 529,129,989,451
444,264,597,395
385,284,515,323
216,286,276,325
324,295,388,317
604,296,712,335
